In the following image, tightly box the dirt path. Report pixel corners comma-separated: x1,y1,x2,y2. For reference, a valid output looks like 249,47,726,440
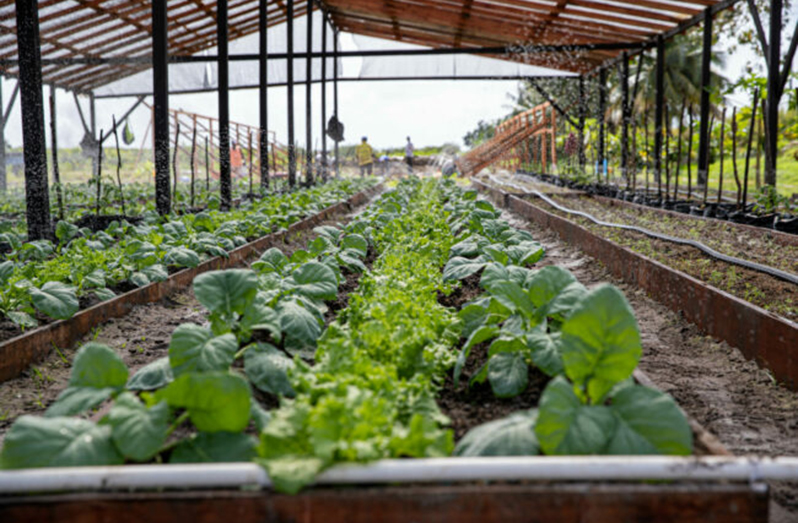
0,193,383,442
501,209,798,523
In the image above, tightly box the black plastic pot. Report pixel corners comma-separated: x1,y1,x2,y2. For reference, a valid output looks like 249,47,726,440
74,214,143,233
775,216,798,234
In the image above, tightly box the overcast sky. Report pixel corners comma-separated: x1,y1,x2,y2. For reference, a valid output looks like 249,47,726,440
2,7,796,153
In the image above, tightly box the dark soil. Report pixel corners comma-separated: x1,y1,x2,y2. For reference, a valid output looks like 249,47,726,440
437,341,549,441
438,273,483,309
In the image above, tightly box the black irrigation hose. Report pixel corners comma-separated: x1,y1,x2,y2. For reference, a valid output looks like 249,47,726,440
486,174,798,286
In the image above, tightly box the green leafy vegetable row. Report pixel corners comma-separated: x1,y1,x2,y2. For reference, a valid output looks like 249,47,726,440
0,178,693,493
0,179,373,329
0,188,377,471
442,190,693,458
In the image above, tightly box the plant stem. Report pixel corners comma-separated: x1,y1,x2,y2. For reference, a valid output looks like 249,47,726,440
166,411,190,436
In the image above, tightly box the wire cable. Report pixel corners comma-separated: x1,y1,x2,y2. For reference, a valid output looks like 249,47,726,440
485,174,798,286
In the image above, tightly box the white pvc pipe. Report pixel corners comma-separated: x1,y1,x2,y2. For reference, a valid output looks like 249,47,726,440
2,456,798,494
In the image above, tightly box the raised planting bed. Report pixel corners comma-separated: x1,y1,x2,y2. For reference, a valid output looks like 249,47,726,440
521,191,798,322
0,179,374,345
473,178,798,392
0,458,780,522
0,182,383,383
0,179,777,522
521,171,798,235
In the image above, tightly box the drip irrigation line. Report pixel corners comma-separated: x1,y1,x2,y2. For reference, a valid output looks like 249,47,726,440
485,174,798,286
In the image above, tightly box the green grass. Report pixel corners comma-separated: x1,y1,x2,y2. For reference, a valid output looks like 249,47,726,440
587,154,798,199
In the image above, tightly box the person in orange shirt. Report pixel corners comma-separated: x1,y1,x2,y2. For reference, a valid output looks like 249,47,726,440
230,140,245,179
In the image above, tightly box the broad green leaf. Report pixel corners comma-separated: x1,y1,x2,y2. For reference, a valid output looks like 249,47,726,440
46,342,128,417
83,269,106,289
156,371,251,433
450,238,483,258
55,221,79,242
244,343,296,397
527,266,587,320
487,281,535,319
560,285,642,402
168,324,238,377
130,272,150,287
30,281,79,320
527,329,564,377
454,410,540,456
45,387,117,418
257,248,289,273
288,262,338,301
0,260,15,286
104,393,169,461
341,234,368,256
607,385,693,455
1,416,122,468
535,377,616,455
454,325,498,384
277,300,322,348
127,357,174,390
142,264,169,282
193,269,259,316
7,311,37,329
170,432,258,463
93,288,117,302
506,240,544,266
457,303,489,339
442,255,488,281
68,342,129,389
239,303,282,341
488,351,528,398
165,247,201,268
479,262,529,289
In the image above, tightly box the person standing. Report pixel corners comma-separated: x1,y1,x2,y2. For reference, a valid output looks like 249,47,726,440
355,136,375,177
405,136,414,173
230,140,245,179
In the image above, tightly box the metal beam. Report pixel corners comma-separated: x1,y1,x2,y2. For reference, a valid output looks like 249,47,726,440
654,34,664,196
333,26,339,178
321,7,328,182
259,0,269,190
620,52,630,184
152,0,171,215
305,0,313,186
696,8,712,187
49,85,64,220
15,0,51,240
218,0,232,208
578,75,586,170
287,0,296,187
765,0,780,186
597,67,606,180
0,41,648,69
0,77,5,192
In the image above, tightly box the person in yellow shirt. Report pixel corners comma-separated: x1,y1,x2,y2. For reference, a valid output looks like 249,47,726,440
354,136,375,177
